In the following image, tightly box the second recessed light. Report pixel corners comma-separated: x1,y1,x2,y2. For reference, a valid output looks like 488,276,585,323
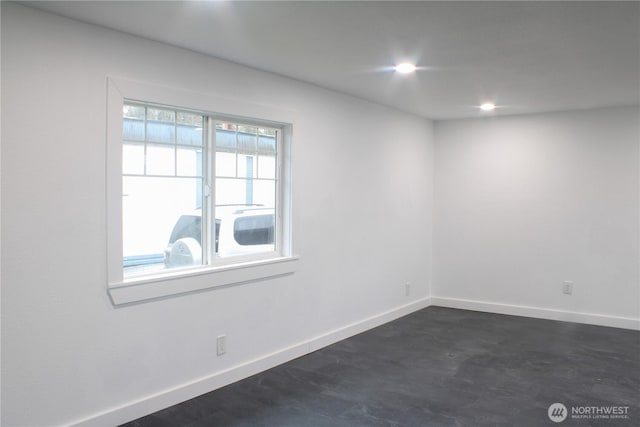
395,63,416,74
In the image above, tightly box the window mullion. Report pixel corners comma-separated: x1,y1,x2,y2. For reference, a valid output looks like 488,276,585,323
143,106,148,175
173,111,178,177
276,130,282,255
206,117,216,266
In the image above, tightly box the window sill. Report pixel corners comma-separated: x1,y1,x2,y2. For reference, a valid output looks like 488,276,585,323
108,256,299,306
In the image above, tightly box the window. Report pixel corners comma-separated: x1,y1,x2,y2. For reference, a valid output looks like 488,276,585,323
122,102,283,277
106,78,295,305
122,104,206,275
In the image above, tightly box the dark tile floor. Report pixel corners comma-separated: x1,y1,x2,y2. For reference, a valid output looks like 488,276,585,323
121,307,640,426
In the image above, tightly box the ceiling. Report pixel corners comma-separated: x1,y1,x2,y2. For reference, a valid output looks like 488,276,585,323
22,1,640,120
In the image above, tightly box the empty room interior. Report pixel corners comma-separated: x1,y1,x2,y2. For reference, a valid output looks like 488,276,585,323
2,1,639,426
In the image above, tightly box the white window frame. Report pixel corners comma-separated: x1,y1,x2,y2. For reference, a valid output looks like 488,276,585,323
106,77,297,305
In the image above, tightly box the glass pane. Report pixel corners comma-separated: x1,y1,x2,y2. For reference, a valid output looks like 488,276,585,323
177,111,202,126
177,112,203,146
147,144,175,176
123,143,144,175
237,127,257,153
237,124,257,134
257,155,276,179
233,215,274,245
215,179,275,208
237,154,257,179
252,180,276,207
177,127,203,147
147,107,175,123
215,151,236,177
215,206,275,258
258,134,276,155
123,104,145,120
177,147,202,177
123,104,145,141
216,123,236,151
215,178,248,206
258,127,276,137
146,108,175,143
123,176,203,276
216,122,236,131
123,119,145,141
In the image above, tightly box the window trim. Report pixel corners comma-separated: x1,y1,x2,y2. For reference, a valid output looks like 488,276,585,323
109,256,299,306
106,77,296,305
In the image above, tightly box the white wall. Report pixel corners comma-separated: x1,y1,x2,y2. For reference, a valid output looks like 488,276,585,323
0,4,433,426
434,106,639,325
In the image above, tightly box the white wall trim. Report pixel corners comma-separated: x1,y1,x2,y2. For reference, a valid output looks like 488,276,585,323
66,295,637,426
308,297,432,352
106,77,299,305
109,256,300,306
431,296,640,331
69,297,431,427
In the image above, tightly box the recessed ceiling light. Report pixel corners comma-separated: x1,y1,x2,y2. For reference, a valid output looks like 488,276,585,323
395,63,416,74
480,103,496,111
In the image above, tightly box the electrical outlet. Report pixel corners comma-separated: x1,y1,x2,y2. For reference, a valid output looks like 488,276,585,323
562,281,573,295
217,334,227,356
405,282,411,296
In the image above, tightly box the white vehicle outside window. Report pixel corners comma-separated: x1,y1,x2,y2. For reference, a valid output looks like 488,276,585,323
164,205,275,268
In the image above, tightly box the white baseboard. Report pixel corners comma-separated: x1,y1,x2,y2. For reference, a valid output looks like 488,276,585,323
430,296,640,331
69,295,636,426
70,297,431,427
